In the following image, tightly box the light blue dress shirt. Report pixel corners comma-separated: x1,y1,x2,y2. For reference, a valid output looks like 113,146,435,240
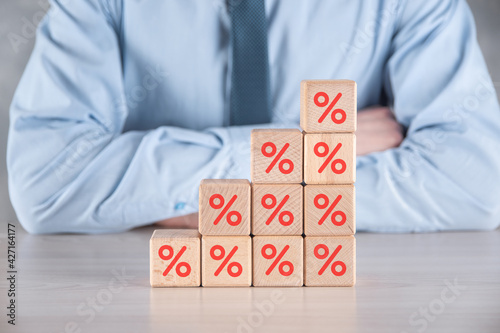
8,0,500,233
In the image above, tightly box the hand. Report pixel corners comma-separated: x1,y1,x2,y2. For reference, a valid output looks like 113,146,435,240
356,106,404,156
154,213,199,229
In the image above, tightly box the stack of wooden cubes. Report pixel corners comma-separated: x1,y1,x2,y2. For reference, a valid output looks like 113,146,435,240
150,80,356,287
301,80,356,287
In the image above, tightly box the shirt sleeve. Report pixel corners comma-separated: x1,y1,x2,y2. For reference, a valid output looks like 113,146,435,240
356,0,500,232
7,0,261,234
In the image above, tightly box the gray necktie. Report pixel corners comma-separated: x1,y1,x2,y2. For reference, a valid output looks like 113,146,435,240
229,0,271,125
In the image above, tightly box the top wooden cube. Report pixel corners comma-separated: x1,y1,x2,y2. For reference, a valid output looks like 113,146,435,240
300,80,357,133
251,129,303,184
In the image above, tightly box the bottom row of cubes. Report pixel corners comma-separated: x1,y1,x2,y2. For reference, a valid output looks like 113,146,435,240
150,230,355,287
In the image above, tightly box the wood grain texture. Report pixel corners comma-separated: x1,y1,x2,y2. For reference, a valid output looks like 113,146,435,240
201,236,252,287
150,229,201,287
199,179,251,236
304,236,356,287
253,236,303,287
300,80,357,133
304,133,356,184
252,184,303,236
251,129,303,184
304,185,355,236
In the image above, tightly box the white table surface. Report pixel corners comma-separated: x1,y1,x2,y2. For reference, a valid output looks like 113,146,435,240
1,225,499,333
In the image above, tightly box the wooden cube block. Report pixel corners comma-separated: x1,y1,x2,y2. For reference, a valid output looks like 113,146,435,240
253,236,303,287
304,185,355,236
201,236,252,287
300,80,357,133
304,133,356,184
252,184,303,236
304,236,356,287
251,129,303,184
150,229,201,287
199,179,251,236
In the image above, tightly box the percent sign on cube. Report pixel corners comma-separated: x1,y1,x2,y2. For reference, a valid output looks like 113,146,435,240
314,194,346,226
300,80,357,133
199,179,251,235
252,184,303,236
304,133,355,184
262,244,294,276
315,92,346,125
304,236,355,287
261,142,294,175
202,236,251,287
304,185,355,236
314,244,346,276
150,229,201,287
262,194,292,226
158,245,191,277
209,194,241,226
314,141,346,175
251,129,303,184
253,236,303,286
210,245,242,277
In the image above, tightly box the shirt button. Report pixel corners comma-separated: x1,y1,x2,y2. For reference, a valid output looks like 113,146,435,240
175,202,186,210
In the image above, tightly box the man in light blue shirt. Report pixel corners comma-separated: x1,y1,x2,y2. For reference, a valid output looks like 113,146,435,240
7,0,500,234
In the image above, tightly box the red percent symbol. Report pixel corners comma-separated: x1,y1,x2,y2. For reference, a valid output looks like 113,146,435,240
314,244,346,276
158,245,191,277
209,194,241,226
261,142,294,174
262,244,294,276
315,92,346,124
314,194,346,226
262,194,293,226
314,142,346,174
210,245,242,277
